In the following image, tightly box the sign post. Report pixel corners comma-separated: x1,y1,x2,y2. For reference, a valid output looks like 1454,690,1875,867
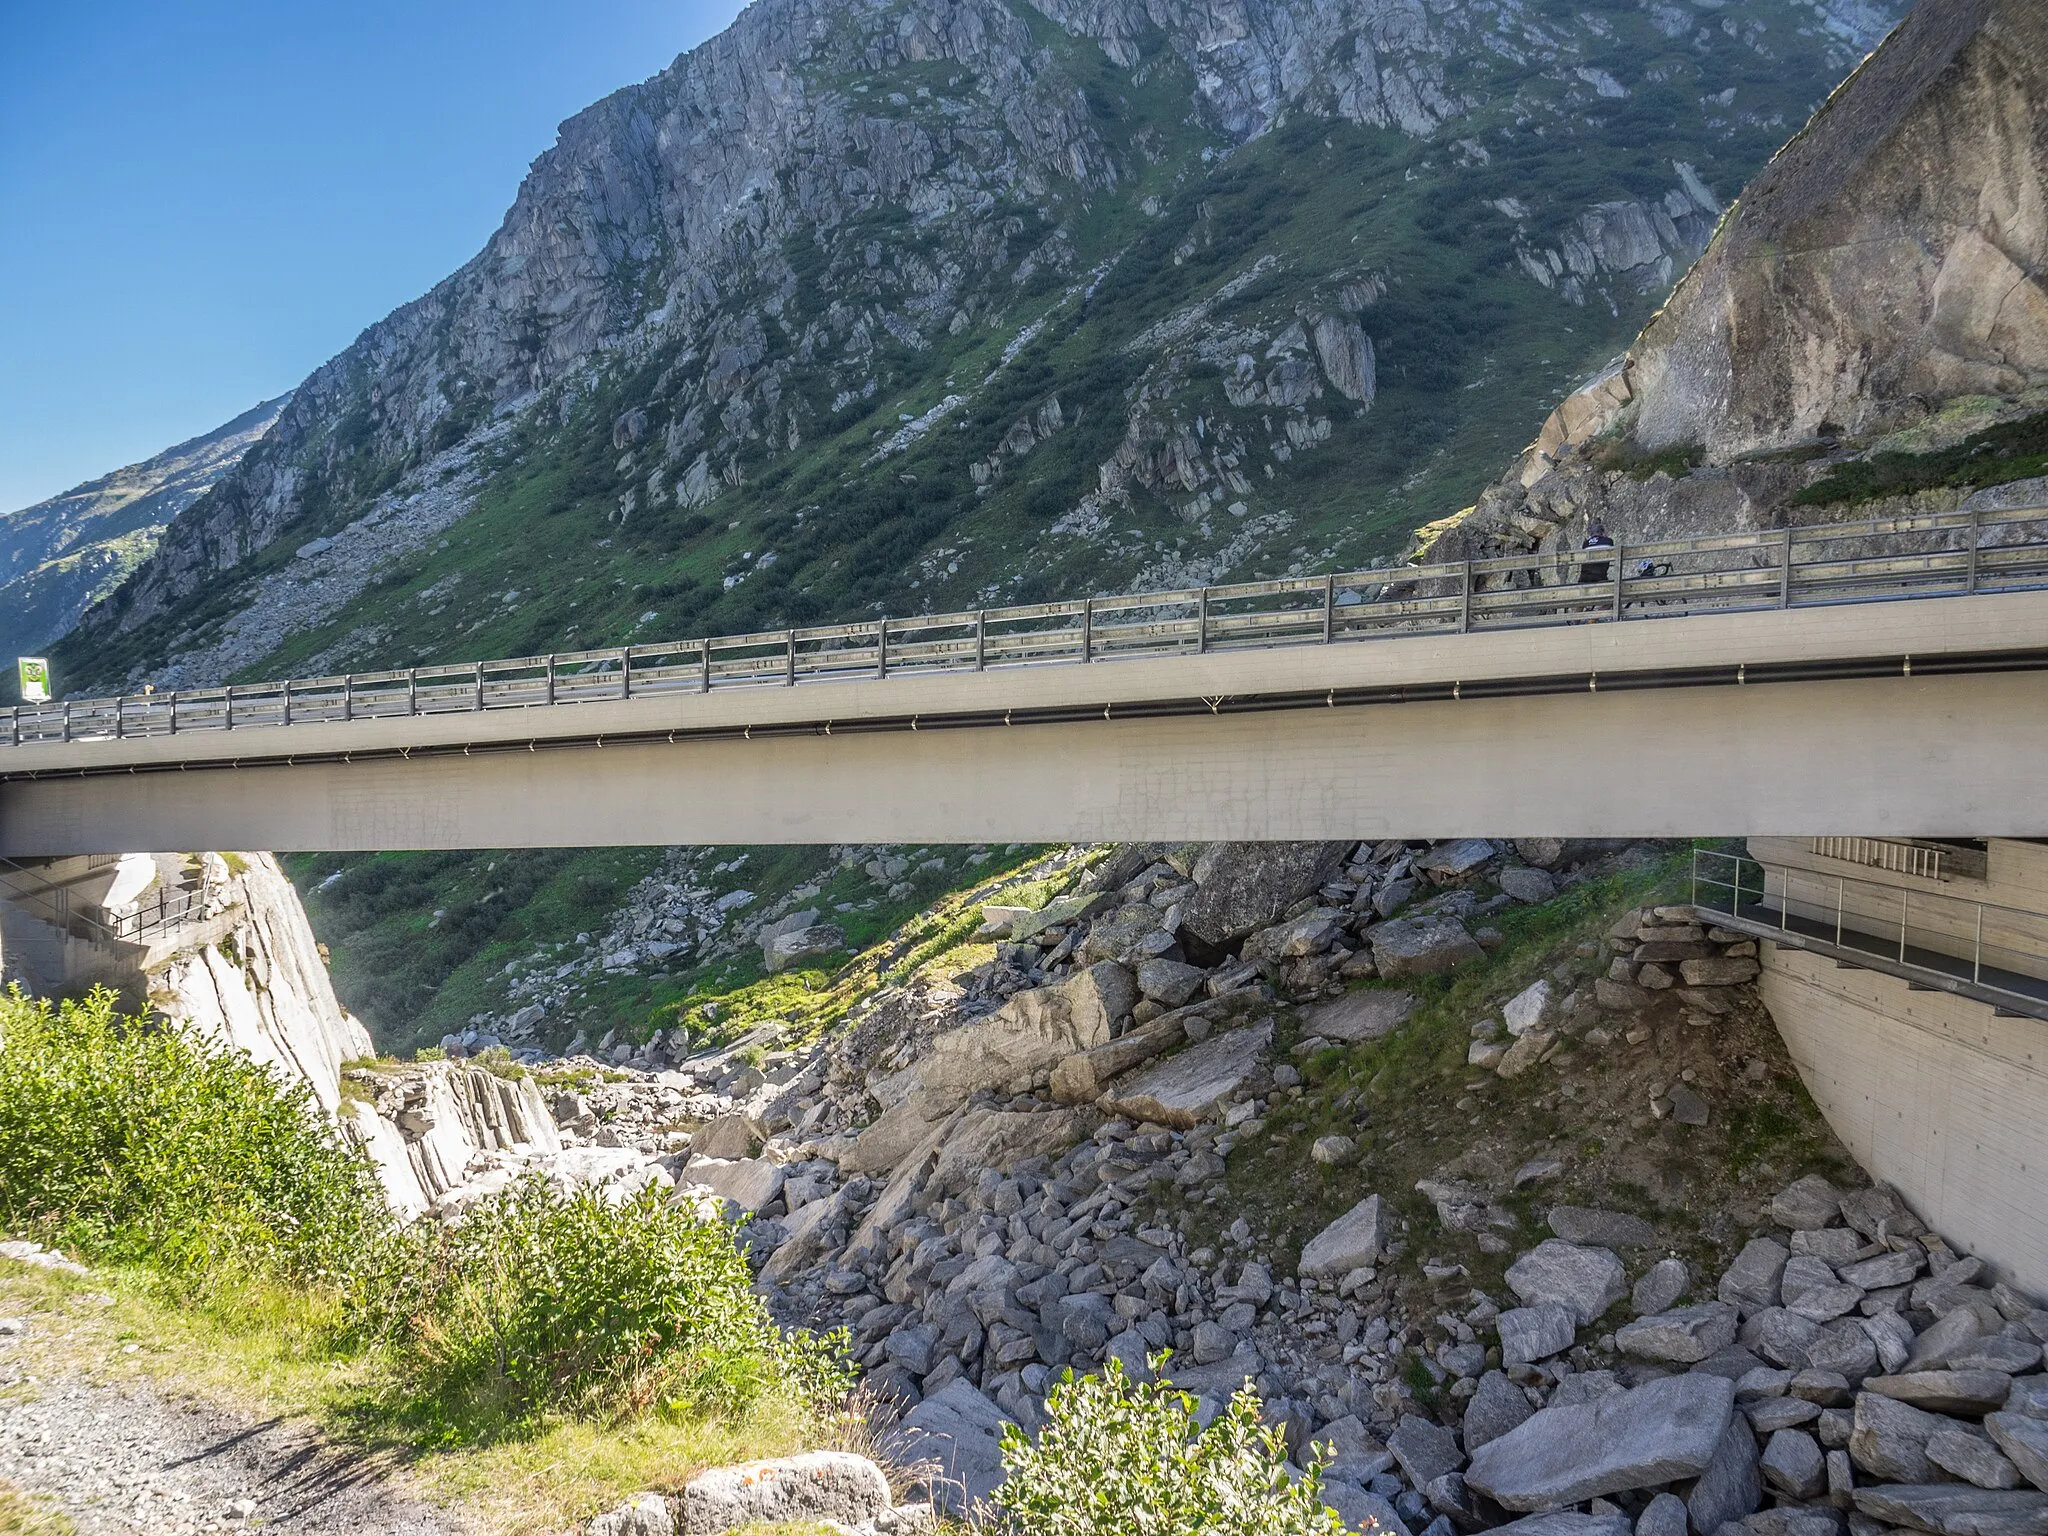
17,657,50,704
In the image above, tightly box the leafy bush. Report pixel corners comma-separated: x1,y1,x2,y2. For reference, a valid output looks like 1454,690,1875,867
1790,408,2048,507
990,1356,1350,1535
346,1175,849,1429
0,987,384,1284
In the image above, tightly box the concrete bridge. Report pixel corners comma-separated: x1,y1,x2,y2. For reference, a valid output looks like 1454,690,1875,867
4,507,2046,856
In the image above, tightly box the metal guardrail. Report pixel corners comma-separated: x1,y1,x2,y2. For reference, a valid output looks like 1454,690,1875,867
1691,847,2048,1019
0,856,218,946
8,505,2047,750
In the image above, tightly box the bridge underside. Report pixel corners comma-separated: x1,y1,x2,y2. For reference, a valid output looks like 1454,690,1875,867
4,669,2044,854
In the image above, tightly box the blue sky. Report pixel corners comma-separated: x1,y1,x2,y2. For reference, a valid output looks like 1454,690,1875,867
0,0,747,511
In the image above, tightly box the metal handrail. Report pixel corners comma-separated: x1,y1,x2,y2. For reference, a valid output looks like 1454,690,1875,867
8,504,2047,750
0,857,218,946
1690,847,2048,1017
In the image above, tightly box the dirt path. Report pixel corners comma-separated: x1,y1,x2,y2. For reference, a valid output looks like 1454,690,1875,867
0,1319,457,1536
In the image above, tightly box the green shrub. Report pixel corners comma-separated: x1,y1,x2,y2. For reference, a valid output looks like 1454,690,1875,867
990,1356,1351,1535
346,1174,849,1430
0,987,384,1284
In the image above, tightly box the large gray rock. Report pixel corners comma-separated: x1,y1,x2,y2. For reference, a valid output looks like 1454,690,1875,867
683,1155,785,1213
1639,1492,1689,1536
1849,1391,1951,1482
1136,958,1207,1008
1465,1371,1735,1512
1550,1206,1658,1249
1907,1301,2006,1370
1501,1303,1579,1365
1851,1485,2048,1536
589,1493,672,1536
1322,1482,1412,1536
1635,1258,1691,1316
1299,1194,1389,1281
1772,1176,1845,1231
1466,1371,1537,1453
1493,1517,1631,1536
1105,1020,1273,1128
1390,1413,1465,1487
1688,1419,1763,1536
1720,1238,1791,1316
1931,1427,2024,1490
1177,842,1352,951
680,1452,891,1533
1371,915,1485,979
1419,839,1499,880
1761,1429,1828,1500
1305,989,1416,1044
1987,1413,2048,1491
1618,1302,1740,1365
2012,1379,2048,1420
883,1380,1012,1514
691,1111,767,1161
1867,1371,2017,1417
1506,1241,1629,1326
922,963,1136,1112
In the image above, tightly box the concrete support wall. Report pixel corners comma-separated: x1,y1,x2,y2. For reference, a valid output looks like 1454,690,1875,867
1759,943,2048,1293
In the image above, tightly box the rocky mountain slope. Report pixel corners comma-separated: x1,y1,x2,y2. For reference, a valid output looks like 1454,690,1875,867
52,0,1897,700
1419,0,2048,569
0,397,287,674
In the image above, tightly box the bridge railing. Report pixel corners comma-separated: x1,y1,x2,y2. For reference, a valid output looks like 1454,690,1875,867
9,505,2047,749
1691,847,2048,1018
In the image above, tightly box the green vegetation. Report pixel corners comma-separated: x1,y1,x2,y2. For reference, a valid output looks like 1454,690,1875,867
0,987,383,1286
991,1355,1346,1536
1792,408,2048,507
0,987,853,1528
346,1176,849,1436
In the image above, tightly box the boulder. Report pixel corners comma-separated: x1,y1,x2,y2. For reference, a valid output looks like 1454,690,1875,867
1618,1303,1741,1365
1466,1370,1538,1453
1501,1303,1579,1365
764,922,846,973
1772,1176,1845,1231
1868,1372,2018,1417
1305,989,1417,1044
1849,1391,1951,1482
1104,1020,1273,1128
680,1452,891,1533
1930,1427,2024,1490
922,962,1135,1112
1050,992,1266,1103
1372,915,1485,979
1465,1371,1736,1512
1136,958,1207,1007
883,1380,1012,1514
927,1107,1098,1196
684,1156,785,1214
1500,867,1559,903
1506,980,1561,1037
1420,839,1499,881
1496,1030,1558,1081
1390,1413,1466,1486
1850,1485,2048,1536
2011,1378,2048,1420
1322,1483,1411,1536
589,1492,673,1536
1639,1492,1689,1536
1177,842,1352,951
1300,1195,1390,1280
1987,1413,2048,1491
1761,1429,1828,1500
1635,1259,1691,1316
1906,1301,2004,1370
1507,1241,1628,1326
692,1111,767,1161
1550,1207,1658,1249
1680,957,1759,986
1720,1238,1791,1316
1009,891,1113,943
1493,1517,1631,1536
1689,1419,1763,1536
844,1099,944,1175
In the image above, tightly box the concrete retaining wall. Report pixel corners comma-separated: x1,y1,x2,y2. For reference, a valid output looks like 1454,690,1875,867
1759,941,2048,1292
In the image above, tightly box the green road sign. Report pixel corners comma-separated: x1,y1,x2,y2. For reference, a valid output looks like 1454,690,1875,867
17,657,50,703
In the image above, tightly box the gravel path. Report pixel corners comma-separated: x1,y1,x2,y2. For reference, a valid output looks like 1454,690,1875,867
0,1323,458,1536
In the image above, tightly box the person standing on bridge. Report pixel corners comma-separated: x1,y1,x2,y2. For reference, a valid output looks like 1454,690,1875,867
1577,522,1616,585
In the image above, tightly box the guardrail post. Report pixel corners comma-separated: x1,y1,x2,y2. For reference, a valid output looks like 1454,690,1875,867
1836,877,1845,947
1082,598,1093,662
1899,889,1909,963
224,687,233,731
1197,588,1210,653
1459,563,1472,633
282,682,292,728
701,640,712,693
620,647,631,700
545,654,556,706
169,694,177,735
1973,903,1984,985
474,663,484,711
876,620,888,680
1780,526,1794,608
1967,506,1981,593
407,670,418,715
62,700,72,743
785,630,797,686
115,697,125,740
1323,574,1335,641
975,611,986,671
1612,545,1624,621
343,675,354,722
